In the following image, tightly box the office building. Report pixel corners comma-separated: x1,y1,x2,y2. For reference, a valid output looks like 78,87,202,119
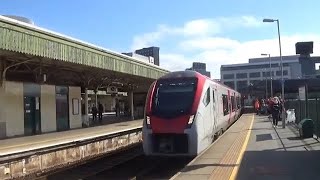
121,52,154,64
186,62,211,78
135,46,160,66
220,55,302,91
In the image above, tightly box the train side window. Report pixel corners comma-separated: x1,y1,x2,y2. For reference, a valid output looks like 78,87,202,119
231,96,236,111
236,97,240,109
202,88,210,106
222,94,229,115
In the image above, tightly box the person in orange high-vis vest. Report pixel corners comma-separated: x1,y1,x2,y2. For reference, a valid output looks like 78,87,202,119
254,98,260,115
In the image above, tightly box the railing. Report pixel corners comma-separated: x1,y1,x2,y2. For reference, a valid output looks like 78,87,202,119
285,98,320,137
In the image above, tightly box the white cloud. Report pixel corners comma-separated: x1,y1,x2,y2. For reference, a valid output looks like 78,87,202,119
161,34,320,79
180,37,240,51
181,19,220,36
131,16,263,50
130,16,320,79
160,53,192,71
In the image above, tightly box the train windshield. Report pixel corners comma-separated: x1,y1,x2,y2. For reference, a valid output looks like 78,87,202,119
152,78,197,118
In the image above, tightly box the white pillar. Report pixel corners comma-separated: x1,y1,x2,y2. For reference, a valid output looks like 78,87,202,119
129,91,134,120
84,88,89,125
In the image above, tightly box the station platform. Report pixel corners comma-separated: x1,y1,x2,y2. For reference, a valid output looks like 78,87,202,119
171,114,320,180
0,119,143,157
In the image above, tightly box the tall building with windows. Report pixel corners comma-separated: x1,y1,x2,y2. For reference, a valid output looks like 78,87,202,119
135,46,160,66
186,62,211,78
220,55,302,91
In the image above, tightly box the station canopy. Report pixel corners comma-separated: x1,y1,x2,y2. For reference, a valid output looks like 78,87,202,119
0,15,169,92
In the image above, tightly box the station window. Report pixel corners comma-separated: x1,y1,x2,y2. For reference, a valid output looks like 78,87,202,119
249,72,260,78
202,88,210,106
236,73,247,79
262,71,274,77
276,70,288,76
223,74,234,79
222,94,229,116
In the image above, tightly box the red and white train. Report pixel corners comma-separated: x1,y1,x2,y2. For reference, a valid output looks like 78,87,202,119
142,71,242,157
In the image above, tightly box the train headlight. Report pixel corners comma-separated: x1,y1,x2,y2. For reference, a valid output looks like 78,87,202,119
186,115,195,128
146,116,151,129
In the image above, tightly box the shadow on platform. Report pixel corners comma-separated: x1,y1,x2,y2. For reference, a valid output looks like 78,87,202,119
237,150,320,180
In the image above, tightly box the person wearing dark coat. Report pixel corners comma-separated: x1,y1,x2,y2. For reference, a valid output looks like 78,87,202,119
91,104,98,123
98,102,104,123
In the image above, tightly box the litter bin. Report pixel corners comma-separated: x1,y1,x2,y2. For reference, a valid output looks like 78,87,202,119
298,119,314,138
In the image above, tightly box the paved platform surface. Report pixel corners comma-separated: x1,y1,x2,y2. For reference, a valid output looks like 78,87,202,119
237,115,320,180
171,114,320,180
171,114,254,180
0,119,142,156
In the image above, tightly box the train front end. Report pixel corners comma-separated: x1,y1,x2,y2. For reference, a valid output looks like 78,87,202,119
142,71,203,157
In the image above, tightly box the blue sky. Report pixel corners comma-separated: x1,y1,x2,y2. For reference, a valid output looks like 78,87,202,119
2,0,320,78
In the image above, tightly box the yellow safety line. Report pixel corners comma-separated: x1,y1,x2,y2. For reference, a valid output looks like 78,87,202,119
228,115,254,180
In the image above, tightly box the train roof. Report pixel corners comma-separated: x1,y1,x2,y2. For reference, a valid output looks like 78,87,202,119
158,70,201,80
158,71,239,94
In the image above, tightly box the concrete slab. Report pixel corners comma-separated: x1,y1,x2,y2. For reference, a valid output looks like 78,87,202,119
171,114,254,180
0,119,143,156
237,115,320,180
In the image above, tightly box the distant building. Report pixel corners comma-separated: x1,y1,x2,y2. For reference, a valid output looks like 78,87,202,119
135,46,160,66
121,52,154,64
220,55,301,91
122,46,160,66
220,54,320,91
186,62,211,78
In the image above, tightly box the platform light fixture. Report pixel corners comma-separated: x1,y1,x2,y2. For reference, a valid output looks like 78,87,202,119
263,18,285,128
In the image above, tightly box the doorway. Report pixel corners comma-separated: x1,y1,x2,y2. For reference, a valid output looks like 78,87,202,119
23,83,41,135
56,86,69,131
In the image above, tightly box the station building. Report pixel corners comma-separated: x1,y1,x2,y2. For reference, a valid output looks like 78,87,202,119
0,15,168,139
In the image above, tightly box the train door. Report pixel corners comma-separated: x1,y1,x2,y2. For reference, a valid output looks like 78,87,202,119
202,87,211,140
212,87,217,134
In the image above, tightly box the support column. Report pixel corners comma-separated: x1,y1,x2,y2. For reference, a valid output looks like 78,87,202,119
0,60,3,126
94,89,98,107
84,88,89,126
129,90,134,120
0,60,4,87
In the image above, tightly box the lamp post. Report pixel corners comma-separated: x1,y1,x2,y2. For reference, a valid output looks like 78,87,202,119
261,53,273,97
264,68,268,99
263,18,285,128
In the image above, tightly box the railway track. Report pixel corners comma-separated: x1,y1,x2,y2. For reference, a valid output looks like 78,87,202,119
42,143,192,180
42,144,144,180
87,156,192,180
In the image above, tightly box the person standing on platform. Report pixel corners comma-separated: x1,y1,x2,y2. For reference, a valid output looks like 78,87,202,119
91,104,98,124
271,97,281,127
254,98,261,115
115,99,120,117
98,102,104,124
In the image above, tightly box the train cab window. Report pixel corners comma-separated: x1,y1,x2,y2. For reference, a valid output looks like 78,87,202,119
202,88,210,106
231,96,236,111
151,79,197,118
222,94,229,116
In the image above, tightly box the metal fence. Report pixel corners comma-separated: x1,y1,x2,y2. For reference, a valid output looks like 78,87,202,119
285,98,320,137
